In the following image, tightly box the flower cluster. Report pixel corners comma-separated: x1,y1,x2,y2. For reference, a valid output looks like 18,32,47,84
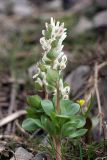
33,17,70,99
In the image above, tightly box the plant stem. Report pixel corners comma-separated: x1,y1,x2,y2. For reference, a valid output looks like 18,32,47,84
54,81,62,160
54,137,62,160
56,81,60,113
44,85,48,99
45,91,48,99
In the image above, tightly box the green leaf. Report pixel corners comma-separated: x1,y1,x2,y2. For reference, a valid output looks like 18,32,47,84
22,118,40,131
84,96,94,118
61,116,86,137
33,119,43,128
41,100,54,116
27,107,38,118
69,129,87,138
56,114,70,126
41,115,48,129
47,49,58,60
56,114,70,119
47,84,55,92
60,100,80,116
50,112,58,126
38,63,47,72
52,95,57,106
35,81,43,90
49,113,69,132
70,115,86,128
27,95,41,108
51,40,58,48
41,116,56,135
70,103,80,114
46,69,59,86
61,122,75,137
45,25,52,39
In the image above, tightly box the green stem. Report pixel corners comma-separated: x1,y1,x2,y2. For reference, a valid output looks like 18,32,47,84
54,81,62,160
56,81,60,113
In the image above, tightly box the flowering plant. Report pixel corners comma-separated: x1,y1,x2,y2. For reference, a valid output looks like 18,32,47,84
22,18,88,160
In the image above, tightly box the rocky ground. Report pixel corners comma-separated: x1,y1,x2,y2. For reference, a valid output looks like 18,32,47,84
0,0,107,159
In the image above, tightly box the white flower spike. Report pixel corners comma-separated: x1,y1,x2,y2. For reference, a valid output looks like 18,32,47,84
33,17,70,99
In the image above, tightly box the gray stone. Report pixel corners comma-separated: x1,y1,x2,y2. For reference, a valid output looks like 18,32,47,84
93,10,107,28
10,147,33,160
12,0,33,16
33,152,47,160
0,1,5,13
95,0,107,8
41,135,50,147
73,17,93,35
65,65,90,96
0,0,14,14
43,0,62,11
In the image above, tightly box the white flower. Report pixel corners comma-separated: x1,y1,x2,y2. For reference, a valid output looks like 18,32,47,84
59,79,70,99
36,77,43,87
57,51,64,60
62,55,67,63
41,72,48,86
53,89,57,95
43,78,48,86
63,94,69,100
33,68,40,79
62,86,70,95
42,30,45,36
59,55,67,70
41,72,46,78
33,74,38,79
60,63,66,70
45,22,48,30
53,59,59,70
42,53,51,63
59,79,64,92
33,17,69,95
40,17,66,61
40,37,51,52
50,17,55,27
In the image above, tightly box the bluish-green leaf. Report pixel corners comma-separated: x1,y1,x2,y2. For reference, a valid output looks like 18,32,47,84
26,107,43,118
60,100,80,116
45,26,52,39
69,129,87,138
41,115,56,135
55,114,70,127
46,69,59,86
47,49,58,60
61,116,86,137
41,100,54,116
27,95,41,108
70,115,86,128
22,118,40,131
56,114,70,119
